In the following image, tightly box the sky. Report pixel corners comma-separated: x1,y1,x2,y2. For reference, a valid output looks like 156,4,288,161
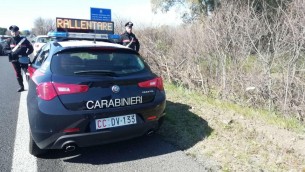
0,0,182,31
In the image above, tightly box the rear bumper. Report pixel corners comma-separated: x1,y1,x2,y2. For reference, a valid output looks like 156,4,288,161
28,97,166,150
50,121,159,149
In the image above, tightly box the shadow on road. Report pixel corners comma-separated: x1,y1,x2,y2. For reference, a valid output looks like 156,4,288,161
158,100,213,150
37,100,213,165
38,135,178,165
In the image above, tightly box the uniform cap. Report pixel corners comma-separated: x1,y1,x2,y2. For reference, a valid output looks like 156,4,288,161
125,22,133,27
9,25,19,32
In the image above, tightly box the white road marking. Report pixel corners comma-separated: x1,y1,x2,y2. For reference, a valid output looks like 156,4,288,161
11,79,37,172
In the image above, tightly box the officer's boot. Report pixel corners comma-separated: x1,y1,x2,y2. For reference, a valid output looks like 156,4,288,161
17,77,25,92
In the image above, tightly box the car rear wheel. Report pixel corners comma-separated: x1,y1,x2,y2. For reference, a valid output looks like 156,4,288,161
157,116,165,129
29,131,47,157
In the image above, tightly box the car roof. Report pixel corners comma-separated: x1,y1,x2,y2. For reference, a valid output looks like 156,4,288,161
56,40,130,49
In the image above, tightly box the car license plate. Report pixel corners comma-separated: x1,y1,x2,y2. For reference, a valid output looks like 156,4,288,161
95,114,137,130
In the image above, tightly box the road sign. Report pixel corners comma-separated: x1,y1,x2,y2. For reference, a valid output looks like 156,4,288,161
56,17,114,34
90,8,111,22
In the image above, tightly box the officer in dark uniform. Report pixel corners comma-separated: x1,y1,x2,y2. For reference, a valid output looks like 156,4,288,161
4,25,33,92
119,22,140,52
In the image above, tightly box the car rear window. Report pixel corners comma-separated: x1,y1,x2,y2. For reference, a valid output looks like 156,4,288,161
51,49,146,76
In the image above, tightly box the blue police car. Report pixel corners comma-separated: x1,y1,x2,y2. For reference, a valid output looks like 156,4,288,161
26,31,166,156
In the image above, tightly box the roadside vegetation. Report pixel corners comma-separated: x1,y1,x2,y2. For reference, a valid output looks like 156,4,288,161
159,82,305,171
140,0,305,123
139,1,305,170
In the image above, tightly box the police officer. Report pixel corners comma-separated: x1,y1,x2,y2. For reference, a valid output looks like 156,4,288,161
120,22,140,52
4,25,33,92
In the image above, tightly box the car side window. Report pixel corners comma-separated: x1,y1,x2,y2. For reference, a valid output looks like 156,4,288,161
33,43,50,67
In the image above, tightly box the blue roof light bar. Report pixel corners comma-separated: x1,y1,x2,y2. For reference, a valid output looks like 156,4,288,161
47,32,121,42
47,32,68,38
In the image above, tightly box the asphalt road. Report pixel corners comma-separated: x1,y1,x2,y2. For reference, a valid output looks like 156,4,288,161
0,56,208,172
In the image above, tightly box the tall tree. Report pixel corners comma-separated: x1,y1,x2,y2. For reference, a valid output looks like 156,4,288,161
151,0,291,23
32,17,55,35
151,0,221,22
0,27,7,35
21,30,30,36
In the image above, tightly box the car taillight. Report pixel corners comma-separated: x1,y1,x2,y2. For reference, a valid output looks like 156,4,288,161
32,70,45,84
63,128,80,133
138,77,164,91
36,82,57,101
36,82,89,101
53,83,89,95
27,66,37,79
147,116,157,121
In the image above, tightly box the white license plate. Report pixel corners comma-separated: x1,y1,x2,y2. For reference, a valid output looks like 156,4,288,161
95,114,137,130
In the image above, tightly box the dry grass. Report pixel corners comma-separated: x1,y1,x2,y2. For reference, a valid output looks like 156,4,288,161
158,83,305,171
139,0,305,122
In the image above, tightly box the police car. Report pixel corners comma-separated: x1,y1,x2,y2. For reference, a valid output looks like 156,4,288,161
32,35,53,56
26,18,166,156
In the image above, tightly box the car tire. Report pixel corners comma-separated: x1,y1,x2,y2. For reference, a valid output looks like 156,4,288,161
151,116,165,134
29,132,46,157
158,116,165,129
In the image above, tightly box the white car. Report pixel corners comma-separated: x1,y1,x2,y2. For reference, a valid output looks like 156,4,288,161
32,35,52,55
